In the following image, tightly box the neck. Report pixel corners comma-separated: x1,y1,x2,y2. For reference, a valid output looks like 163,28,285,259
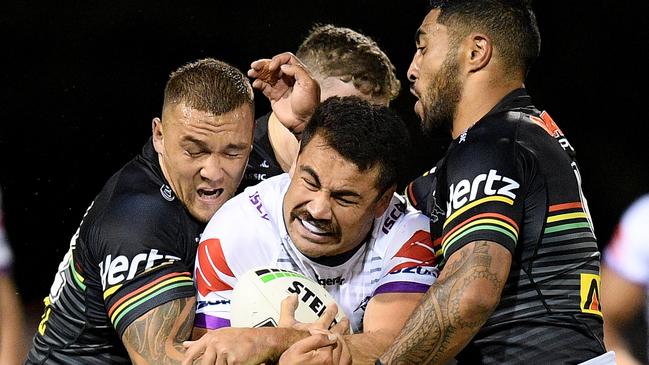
451,79,524,139
268,113,299,172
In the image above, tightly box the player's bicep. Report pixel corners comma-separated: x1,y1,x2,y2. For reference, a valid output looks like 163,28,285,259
438,240,511,312
363,292,423,335
122,296,195,365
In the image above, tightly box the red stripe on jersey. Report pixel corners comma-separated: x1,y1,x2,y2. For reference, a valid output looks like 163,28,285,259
442,212,519,242
199,238,234,276
196,239,234,296
406,182,418,207
530,111,564,138
393,230,436,265
107,271,190,317
549,202,582,212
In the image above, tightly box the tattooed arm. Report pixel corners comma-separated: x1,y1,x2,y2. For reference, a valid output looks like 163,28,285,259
122,296,199,365
380,241,511,365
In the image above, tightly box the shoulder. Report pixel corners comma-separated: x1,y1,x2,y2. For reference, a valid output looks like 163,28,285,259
375,194,431,253
199,175,289,274
81,162,191,258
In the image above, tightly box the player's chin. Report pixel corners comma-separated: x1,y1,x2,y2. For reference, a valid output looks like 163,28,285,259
190,200,226,223
293,235,342,257
414,100,424,120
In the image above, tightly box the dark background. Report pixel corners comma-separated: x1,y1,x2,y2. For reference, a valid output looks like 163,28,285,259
1,0,647,349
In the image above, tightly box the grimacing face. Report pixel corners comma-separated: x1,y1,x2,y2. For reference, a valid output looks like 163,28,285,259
282,133,393,258
407,9,463,133
153,102,254,223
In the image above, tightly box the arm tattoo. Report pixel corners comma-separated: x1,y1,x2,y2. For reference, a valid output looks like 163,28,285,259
381,241,507,365
122,297,198,365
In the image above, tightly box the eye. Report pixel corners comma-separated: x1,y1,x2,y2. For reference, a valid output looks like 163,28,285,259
185,149,205,158
416,46,426,55
335,197,354,206
302,178,318,191
223,151,243,159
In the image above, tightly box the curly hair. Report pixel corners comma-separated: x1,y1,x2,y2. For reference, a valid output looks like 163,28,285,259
299,96,410,193
296,24,401,103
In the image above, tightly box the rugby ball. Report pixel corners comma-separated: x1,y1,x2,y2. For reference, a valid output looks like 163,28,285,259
230,266,348,330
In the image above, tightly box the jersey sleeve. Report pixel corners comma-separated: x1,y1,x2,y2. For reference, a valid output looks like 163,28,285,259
604,195,649,285
374,200,441,296
194,192,278,330
441,138,525,259
91,194,196,337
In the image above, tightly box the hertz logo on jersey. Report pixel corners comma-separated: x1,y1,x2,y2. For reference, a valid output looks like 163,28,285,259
447,169,520,215
99,249,181,289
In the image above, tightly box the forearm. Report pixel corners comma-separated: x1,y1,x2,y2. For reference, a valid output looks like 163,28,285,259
0,276,25,365
380,242,510,364
123,297,197,365
343,331,397,365
256,327,312,362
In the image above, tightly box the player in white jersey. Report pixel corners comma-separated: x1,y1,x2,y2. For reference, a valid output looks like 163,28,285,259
184,97,441,365
602,194,649,365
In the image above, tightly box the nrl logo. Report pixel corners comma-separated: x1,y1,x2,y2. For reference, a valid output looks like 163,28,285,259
160,184,174,201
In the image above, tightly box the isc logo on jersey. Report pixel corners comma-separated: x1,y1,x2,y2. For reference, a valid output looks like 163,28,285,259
99,249,181,289
447,169,520,215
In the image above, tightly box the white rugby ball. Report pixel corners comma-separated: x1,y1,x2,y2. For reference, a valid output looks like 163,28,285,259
230,266,348,330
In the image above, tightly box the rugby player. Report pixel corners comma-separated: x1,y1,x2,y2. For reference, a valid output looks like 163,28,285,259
25,58,255,364
183,96,441,365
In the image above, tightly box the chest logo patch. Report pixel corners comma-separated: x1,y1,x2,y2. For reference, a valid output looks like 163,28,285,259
160,184,175,201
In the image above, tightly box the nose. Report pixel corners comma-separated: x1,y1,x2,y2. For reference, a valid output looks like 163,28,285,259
305,192,332,221
200,155,224,183
407,54,420,83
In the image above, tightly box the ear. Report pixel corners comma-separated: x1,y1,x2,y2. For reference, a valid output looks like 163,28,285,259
152,117,164,154
374,185,397,218
464,32,492,72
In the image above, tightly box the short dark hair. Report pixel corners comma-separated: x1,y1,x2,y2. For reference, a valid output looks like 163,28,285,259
429,0,541,76
163,58,254,115
299,96,410,194
296,24,401,102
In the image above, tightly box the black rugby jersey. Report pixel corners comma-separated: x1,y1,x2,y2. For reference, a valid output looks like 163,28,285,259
26,139,203,365
405,89,605,364
237,112,284,194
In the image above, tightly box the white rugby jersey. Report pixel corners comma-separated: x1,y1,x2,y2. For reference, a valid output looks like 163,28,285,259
195,174,440,333
604,194,649,288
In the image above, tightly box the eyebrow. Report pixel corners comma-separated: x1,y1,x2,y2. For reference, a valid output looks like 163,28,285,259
299,165,361,199
183,136,249,151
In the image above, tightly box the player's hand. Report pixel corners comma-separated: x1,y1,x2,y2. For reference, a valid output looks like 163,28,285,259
248,52,320,137
181,327,269,365
279,329,352,365
278,294,350,334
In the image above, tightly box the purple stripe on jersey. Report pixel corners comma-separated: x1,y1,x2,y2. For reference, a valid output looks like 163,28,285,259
194,313,230,329
374,281,430,295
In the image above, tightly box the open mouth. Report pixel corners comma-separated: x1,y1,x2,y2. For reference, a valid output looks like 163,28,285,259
410,86,420,99
198,188,224,201
299,218,331,235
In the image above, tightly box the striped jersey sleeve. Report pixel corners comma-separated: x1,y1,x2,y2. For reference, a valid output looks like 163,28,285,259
442,143,524,258
95,198,197,337
374,199,441,295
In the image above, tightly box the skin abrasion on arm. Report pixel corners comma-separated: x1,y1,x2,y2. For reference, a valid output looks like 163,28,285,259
122,297,199,365
381,241,511,365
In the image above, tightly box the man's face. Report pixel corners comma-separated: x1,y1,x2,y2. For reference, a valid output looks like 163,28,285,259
319,76,390,106
407,9,463,133
153,102,254,223
283,133,391,258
